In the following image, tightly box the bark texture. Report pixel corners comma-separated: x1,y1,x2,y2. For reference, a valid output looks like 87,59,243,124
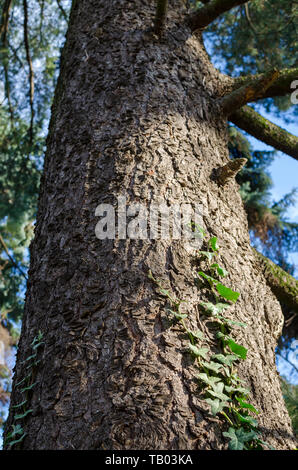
5,0,296,450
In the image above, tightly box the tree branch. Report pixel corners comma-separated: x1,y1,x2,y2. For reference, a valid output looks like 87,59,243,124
187,0,249,31
23,0,34,146
0,0,13,41
230,106,298,160
219,69,280,114
1,0,14,125
154,0,168,36
232,67,298,100
254,249,298,314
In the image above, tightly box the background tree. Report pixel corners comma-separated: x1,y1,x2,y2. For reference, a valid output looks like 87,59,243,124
0,0,297,449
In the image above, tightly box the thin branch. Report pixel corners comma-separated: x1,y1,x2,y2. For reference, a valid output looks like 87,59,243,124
278,353,298,375
39,0,45,44
154,0,168,36
187,0,249,32
23,0,34,147
56,0,68,21
0,234,27,280
243,3,271,68
3,64,14,124
254,249,298,313
219,69,280,114
8,41,24,68
230,106,298,160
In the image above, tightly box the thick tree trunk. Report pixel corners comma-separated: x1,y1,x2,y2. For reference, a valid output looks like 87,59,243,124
4,0,295,450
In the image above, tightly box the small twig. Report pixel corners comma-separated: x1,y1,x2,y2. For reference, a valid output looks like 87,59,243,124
154,0,168,36
0,234,27,280
278,353,298,375
56,0,68,21
23,0,34,147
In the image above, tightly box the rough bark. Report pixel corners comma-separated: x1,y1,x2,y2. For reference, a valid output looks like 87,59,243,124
4,0,296,450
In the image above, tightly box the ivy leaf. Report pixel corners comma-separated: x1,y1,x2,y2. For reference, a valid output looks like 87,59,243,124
189,344,209,359
211,263,228,277
225,385,251,396
256,439,275,450
235,397,259,415
31,332,43,346
222,428,245,450
216,333,247,359
20,382,37,393
189,329,205,341
234,410,258,427
211,353,239,366
21,353,37,364
198,271,217,285
218,317,247,328
205,398,228,416
7,433,27,447
12,400,28,409
15,374,31,387
226,339,247,359
159,288,170,297
32,341,44,350
209,236,218,252
199,251,215,262
8,424,23,437
230,374,247,386
197,373,222,388
14,409,33,420
215,283,240,303
200,301,229,316
167,309,187,320
201,360,224,373
208,382,231,401
223,427,258,450
198,273,240,303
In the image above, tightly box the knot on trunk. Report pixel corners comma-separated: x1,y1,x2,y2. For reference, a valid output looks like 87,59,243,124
215,158,247,186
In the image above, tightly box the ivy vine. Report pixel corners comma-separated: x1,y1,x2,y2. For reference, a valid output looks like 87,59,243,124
149,226,274,450
4,331,44,449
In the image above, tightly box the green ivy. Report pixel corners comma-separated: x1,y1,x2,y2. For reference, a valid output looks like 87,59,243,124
4,331,44,449
149,227,273,450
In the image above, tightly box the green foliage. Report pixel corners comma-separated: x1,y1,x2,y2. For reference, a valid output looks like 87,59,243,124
0,110,42,331
228,126,298,276
0,0,70,332
203,0,297,115
280,377,298,435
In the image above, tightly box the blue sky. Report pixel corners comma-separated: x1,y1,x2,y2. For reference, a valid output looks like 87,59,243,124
247,113,298,385
248,112,298,274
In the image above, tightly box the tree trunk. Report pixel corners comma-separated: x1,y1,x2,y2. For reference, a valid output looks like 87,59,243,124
4,0,295,450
